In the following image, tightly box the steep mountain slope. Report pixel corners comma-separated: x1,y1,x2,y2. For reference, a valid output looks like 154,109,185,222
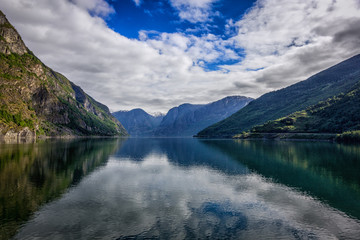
154,96,253,137
250,82,360,134
0,11,127,138
154,103,203,136
197,54,360,138
112,109,163,136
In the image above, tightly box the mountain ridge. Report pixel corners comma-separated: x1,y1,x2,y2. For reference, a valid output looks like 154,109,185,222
0,10,127,139
196,54,360,138
154,96,253,136
113,96,253,137
249,81,360,134
112,108,163,136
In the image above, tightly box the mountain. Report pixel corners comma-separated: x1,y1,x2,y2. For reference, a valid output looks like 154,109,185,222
112,96,252,137
0,10,127,138
249,81,360,134
112,109,163,136
196,54,360,138
154,96,253,137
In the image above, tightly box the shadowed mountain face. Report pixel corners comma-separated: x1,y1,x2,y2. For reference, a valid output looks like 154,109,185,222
112,109,164,136
113,96,253,137
197,54,360,138
0,10,127,137
155,96,253,136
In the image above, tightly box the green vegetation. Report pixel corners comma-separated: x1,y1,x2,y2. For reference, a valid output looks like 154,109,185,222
197,54,360,138
234,132,336,141
0,108,34,129
0,11,127,137
57,96,122,136
0,52,40,68
248,82,360,136
336,131,360,143
0,22,14,29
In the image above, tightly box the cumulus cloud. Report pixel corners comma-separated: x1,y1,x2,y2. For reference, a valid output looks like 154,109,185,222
72,0,115,17
0,0,360,113
140,31,240,64
228,0,360,88
0,0,245,113
169,0,219,23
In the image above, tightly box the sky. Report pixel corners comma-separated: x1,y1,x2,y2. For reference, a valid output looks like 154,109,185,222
1,0,360,114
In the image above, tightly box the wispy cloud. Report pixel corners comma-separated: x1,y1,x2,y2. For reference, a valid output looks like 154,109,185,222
169,0,219,23
139,31,240,64
132,0,142,7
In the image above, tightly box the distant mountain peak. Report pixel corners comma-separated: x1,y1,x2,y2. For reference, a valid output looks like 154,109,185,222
112,108,164,136
151,112,165,117
220,95,252,99
131,108,147,113
113,96,253,137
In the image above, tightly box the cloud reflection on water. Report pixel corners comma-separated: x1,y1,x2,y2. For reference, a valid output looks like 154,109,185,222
16,145,360,239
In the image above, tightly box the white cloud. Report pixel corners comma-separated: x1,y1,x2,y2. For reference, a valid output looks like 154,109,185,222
132,0,142,7
0,0,246,113
140,31,240,63
228,0,360,88
169,0,219,23
0,0,360,113
72,0,115,17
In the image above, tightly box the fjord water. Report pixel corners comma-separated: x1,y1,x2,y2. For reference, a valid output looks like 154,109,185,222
1,139,360,239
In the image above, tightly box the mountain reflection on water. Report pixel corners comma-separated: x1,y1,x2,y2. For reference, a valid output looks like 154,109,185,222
1,138,360,239
0,138,124,240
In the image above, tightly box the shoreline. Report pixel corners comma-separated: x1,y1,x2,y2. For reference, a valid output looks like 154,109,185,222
0,134,128,144
1,132,359,144
233,132,337,142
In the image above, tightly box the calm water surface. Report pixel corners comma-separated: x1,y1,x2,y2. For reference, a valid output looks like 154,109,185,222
1,138,360,239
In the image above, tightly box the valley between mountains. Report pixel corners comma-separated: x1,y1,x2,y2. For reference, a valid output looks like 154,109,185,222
112,96,253,137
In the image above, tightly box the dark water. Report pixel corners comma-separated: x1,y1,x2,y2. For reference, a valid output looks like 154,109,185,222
1,138,360,239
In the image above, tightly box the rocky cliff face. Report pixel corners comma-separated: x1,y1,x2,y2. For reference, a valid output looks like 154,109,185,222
0,11,28,55
0,10,127,138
